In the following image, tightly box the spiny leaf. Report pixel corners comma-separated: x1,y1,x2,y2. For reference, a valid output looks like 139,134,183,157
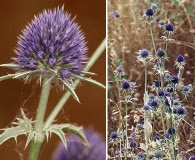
72,74,106,89
13,70,38,79
79,71,97,75
59,78,80,103
0,126,28,145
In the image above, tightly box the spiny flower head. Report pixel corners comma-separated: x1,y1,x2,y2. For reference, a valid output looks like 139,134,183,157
189,156,195,160
110,132,118,139
121,80,131,90
151,4,158,10
182,84,192,96
53,129,106,160
129,140,137,148
158,90,165,97
165,23,174,32
145,8,154,16
158,20,165,28
171,75,179,84
143,104,150,111
154,150,163,158
156,49,166,58
138,152,144,159
12,7,87,84
167,127,176,135
176,55,185,63
177,107,186,115
113,11,120,19
153,135,160,141
137,49,151,63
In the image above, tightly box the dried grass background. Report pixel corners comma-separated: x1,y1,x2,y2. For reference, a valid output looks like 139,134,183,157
108,0,195,158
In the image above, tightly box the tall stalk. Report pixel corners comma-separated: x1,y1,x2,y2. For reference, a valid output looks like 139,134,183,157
28,78,51,160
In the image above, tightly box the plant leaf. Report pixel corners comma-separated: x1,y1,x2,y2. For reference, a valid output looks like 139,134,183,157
0,126,28,145
25,131,35,148
72,74,105,89
59,78,80,103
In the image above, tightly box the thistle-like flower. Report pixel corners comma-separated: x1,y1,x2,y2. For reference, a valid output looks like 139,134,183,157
53,129,106,160
13,7,87,82
1,7,104,101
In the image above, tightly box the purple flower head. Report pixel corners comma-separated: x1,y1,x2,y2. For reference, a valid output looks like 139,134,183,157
176,55,185,63
145,8,154,16
167,127,176,135
143,104,150,111
154,80,161,87
150,100,158,110
189,156,195,160
129,140,137,148
177,107,186,115
113,11,120,18
140,49,150,58
110,132,118,139
156,49,166,57
53,129,106,160
122,80,131,90
14,7,87,82
164,133,171,139
166,23,174,32
172,75,179,84
138,152,144,159
158,90,165,97
153,135,160,141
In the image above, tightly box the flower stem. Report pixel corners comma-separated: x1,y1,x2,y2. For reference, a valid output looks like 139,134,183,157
149,25,156,54
44,38,106,129
144,65,149,160
28,78,51,160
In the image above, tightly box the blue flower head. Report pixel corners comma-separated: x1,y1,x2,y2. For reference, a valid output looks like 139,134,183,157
166,23,174,32
113,11,120,19
164,133,171,139
158,90,165,97
176,55,185,63
13,7,87,84
143,104,150,111
153,135,160,141
110,132,118,139
53,129,106,160
177,107,186,115
159,20,165,27
167,127,176,135
189,156,195,160
156,49,166,58
129,140,137,148
172,75,179,84
164,73,172,82
121,80,131,90
138,152,145,159
145,8,154,16
154,80,161,88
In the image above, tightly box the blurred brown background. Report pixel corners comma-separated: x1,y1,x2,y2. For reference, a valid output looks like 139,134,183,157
0,0,105,159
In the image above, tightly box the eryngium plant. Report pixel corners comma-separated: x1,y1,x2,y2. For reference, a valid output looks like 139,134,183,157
0,6,105,160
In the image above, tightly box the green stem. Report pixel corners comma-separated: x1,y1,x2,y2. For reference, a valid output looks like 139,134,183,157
125,92,128,160
28,78,51,160
44,38,106,129
149,25,156,54
144,65,149,160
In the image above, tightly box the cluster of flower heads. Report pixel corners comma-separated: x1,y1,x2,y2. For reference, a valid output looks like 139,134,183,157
11,7,87,84
53,129,106,160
